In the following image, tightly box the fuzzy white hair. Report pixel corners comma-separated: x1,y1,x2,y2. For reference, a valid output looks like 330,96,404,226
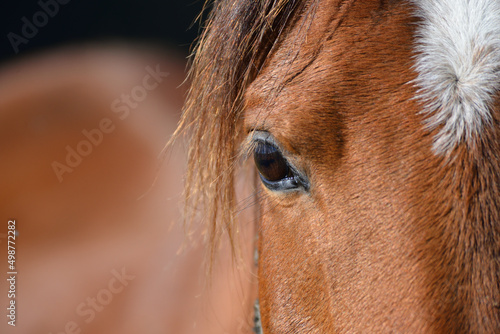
412,0,500,154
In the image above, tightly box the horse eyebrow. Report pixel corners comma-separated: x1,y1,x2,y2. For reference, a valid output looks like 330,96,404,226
412,0,500,154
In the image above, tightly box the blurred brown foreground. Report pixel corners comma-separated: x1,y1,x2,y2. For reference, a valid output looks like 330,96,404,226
0,45,256,334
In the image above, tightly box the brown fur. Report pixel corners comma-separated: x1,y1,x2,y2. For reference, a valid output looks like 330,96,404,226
180,0,500,332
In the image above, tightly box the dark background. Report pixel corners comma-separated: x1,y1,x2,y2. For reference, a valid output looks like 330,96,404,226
0,0,207,64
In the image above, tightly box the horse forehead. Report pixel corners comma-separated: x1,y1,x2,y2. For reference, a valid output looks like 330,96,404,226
244,1,413,135
245,0,500,155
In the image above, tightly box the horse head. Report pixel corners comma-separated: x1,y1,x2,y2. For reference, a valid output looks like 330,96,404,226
180,1,500,332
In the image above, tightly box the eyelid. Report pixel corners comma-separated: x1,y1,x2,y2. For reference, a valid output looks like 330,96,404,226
251,131,282,148
250,131,292,158
250,131,301,172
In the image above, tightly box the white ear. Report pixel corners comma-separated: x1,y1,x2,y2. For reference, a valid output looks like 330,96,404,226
412,0,500,154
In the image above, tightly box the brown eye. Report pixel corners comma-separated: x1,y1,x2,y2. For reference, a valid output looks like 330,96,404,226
253,141,292,182
251,132,310,192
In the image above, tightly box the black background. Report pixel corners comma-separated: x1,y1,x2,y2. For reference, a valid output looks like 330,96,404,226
0,0,207,64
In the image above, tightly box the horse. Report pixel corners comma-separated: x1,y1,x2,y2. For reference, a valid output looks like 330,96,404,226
0,45,256,334
178,0,500,332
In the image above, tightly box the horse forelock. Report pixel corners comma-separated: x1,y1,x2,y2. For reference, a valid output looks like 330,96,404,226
177,0,304,267
412,0,500,154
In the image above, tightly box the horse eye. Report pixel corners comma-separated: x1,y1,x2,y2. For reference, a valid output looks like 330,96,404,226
253,141,292,182
251,133,310,192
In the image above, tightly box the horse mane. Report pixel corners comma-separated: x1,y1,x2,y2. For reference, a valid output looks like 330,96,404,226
174,0,303,267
